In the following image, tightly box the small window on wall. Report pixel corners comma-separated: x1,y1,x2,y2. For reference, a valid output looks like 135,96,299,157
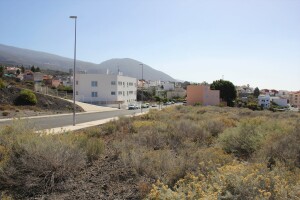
91,81,98,87
111,91,116,95
76,81,79,85
118,91,122,95
76,91,78,95
91,92,98,97
111,81,116,85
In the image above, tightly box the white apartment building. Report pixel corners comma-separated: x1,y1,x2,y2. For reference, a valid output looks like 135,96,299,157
75,73,137,106
258,95,270,109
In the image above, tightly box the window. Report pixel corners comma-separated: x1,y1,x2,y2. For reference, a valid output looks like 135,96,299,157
118,91,122,95
111,81,116,85
91,81,98,87
91,92,98,97
129,91,133,94
118,81,122,86
76,91,78,95
76,81,78,85
129,82,134,86
111,91,116,95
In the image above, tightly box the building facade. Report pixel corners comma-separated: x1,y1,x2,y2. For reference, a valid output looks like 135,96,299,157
258,95,270,108
186,85,220,106
270,97,288,107
75,73,137,106
289,91,300,108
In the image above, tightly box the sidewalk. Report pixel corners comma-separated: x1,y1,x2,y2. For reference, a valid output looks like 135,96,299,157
41,112,146,134
65,100,118,112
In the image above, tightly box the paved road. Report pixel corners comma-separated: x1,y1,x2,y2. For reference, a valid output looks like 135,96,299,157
0,109,145,130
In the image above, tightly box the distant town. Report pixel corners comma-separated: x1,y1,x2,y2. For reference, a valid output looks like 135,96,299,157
0,63,299,112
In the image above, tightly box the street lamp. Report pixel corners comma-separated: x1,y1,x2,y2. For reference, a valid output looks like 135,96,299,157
70,16,77,126
139,63,144,113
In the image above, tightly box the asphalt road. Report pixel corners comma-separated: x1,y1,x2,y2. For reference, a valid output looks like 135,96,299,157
0,109,145,130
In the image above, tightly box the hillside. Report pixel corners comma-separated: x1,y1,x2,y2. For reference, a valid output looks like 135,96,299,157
97,58,176,81
0,86,83,118
0,44,176,81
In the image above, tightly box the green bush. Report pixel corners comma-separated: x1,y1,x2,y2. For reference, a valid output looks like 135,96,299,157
218,118,264,158
14,89,37,105
0,78,5,89
2,111,9,116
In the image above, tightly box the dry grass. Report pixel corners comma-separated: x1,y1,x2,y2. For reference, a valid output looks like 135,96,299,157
108,106,300,198
0,120,105,198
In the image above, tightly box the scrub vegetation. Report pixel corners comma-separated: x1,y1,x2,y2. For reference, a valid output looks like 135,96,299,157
0,106,299,199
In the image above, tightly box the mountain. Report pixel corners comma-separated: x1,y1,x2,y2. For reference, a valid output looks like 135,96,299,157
0,44,176,82
97,58,176,81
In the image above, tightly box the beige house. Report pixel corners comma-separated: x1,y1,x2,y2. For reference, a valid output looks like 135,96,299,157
186,85,220,106
289,91,300,108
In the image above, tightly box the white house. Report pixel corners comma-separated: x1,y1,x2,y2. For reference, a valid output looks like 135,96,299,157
258,95,270,109
75,73,137,106
270,97,288,107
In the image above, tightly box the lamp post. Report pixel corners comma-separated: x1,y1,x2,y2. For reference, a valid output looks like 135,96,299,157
139,63,144,113
70,16,77,126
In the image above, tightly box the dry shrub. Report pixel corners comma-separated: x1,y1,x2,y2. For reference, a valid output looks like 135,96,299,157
256,120,300,168
71,133,105,162
0,121,88,198
138,181,152,197
120,147,187,185
204,118,226,137
218,118,266,159
146,162,300,200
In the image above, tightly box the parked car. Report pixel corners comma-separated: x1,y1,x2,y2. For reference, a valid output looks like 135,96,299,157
142,103,149,108
128,104,136,110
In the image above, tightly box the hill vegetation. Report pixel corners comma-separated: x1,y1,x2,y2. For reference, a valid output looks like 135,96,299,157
0,106,299,199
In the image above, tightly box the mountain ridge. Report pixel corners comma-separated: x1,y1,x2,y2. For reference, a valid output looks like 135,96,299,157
0,44,176,81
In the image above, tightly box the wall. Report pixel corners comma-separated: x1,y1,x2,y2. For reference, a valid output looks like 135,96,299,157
186,85,220,106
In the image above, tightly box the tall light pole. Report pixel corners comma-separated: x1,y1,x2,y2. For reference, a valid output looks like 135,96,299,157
70,16,77,126
139,63,144,113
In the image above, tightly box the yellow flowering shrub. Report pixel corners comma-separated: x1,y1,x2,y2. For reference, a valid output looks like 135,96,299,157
146,162,300,199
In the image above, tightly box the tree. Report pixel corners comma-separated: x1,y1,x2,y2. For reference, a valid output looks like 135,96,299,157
16,69,20,75
31,65,36,72
210,79,237,106
21,65,25,73
36,67,41,72
0,65,4,77
0,78,5,89
253,87,260,98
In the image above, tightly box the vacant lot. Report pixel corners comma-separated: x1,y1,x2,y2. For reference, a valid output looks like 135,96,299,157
0,86,83,118
1,106,299,199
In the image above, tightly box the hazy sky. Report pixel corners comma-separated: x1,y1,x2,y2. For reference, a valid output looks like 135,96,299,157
0,0,299,90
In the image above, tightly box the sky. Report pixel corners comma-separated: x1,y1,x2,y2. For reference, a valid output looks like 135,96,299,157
0,0,299,91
